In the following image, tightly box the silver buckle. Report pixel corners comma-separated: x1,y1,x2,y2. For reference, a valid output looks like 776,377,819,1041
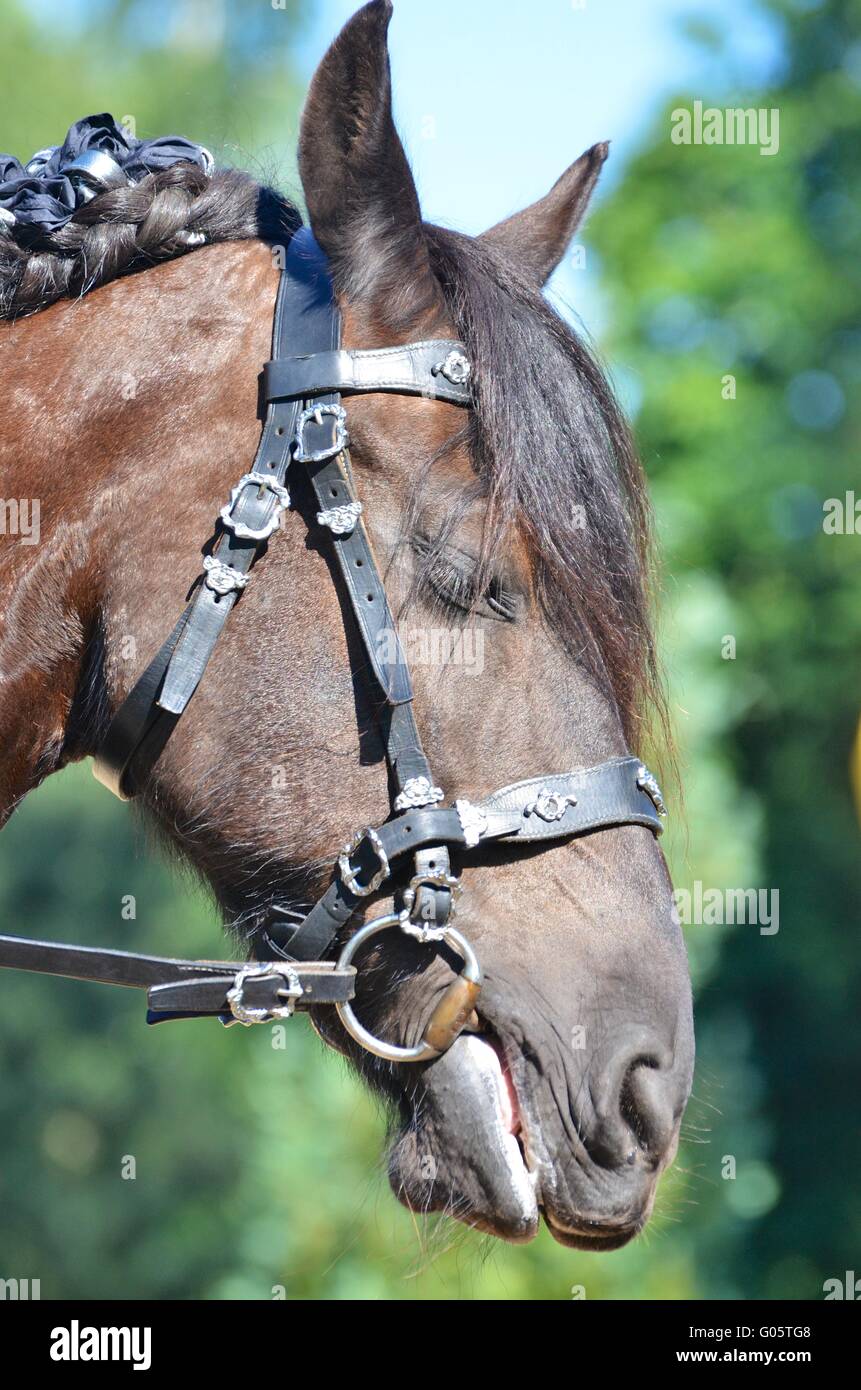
226,964,303,1025
338,826,390,898
219,471,290,542
294,404,349,464
401,869,463,926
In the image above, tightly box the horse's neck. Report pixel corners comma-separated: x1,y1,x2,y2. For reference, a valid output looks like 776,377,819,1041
0,240,278,822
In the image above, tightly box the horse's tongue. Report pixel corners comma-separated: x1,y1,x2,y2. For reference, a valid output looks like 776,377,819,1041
485,1036,521,1135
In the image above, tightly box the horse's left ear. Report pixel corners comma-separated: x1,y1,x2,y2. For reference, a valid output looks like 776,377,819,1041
480,142,609,286
298,0,441,324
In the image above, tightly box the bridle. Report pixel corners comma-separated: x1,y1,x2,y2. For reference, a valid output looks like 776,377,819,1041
0,227,668,1062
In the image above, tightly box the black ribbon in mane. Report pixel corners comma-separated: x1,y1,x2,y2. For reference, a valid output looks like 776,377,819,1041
0,114,213,239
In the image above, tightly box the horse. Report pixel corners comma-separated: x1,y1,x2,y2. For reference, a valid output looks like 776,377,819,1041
0,0,694,1248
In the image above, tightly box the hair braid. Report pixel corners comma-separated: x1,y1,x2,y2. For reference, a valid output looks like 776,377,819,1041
0,165,300,318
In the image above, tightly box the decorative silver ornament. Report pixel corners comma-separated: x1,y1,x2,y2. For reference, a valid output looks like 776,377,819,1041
393,776,445,811
637,764,668,818
432,349,472,386
455,798,488,848
524,788,578,822
203,556,249,596
316,500,363,536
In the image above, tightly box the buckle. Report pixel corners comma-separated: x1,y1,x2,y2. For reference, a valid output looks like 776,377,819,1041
225,963,303,1025
401,869,463,926
338,826,390,898
219,471,290,542
294,404,349,464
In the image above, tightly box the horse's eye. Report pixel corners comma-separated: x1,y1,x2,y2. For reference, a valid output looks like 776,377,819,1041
413,537,518,622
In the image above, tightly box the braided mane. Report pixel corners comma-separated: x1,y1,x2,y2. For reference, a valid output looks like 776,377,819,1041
0,164,301,319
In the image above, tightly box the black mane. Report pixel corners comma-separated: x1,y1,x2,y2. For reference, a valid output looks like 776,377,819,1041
420,225,664,749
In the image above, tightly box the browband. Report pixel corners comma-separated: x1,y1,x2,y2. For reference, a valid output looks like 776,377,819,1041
263,341,472,407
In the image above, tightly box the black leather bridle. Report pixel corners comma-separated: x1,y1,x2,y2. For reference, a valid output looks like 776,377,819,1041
0,227,667,1062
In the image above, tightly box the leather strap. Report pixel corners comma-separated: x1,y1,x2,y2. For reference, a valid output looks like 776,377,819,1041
281,756,663,961
92,250,303,797
263,341,472,407
0,933,355,1022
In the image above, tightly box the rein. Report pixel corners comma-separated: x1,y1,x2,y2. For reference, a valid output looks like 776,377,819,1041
0,227,667,1063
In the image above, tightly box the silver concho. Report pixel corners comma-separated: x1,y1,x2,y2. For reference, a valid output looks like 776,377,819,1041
432,349,472,386
203,555,249,596
393,776,445,811
637,764,668,818
524,788,578,822
316,500,363,536
455,798,488,848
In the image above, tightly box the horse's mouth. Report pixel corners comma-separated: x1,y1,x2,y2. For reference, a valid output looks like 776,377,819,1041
387,1032,655,1248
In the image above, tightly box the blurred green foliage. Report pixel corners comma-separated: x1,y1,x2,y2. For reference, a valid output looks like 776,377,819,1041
1,0,858,1299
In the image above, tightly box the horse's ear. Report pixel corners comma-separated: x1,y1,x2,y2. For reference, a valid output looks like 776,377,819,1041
298,0,440,322
481,143,610,286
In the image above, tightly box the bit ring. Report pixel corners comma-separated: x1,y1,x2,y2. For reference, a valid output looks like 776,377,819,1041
335,913,482,1063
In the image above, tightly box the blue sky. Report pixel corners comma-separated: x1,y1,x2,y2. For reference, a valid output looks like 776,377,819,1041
297,0,784,230
295,0,785,327
17,0,786,331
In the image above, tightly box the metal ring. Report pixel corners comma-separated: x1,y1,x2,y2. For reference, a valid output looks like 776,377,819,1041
335,913,482,1063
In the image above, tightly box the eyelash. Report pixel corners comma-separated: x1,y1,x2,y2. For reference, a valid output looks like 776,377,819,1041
416,542,517,622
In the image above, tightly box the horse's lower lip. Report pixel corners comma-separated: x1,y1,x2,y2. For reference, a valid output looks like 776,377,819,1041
541,1213,645,1250
471,1033,648,1249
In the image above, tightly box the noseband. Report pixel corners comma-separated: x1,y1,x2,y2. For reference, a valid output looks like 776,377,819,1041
0,228,667,1063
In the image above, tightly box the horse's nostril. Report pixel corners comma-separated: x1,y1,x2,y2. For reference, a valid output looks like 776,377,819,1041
589,1040,680,1170
617,1054,676,1161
